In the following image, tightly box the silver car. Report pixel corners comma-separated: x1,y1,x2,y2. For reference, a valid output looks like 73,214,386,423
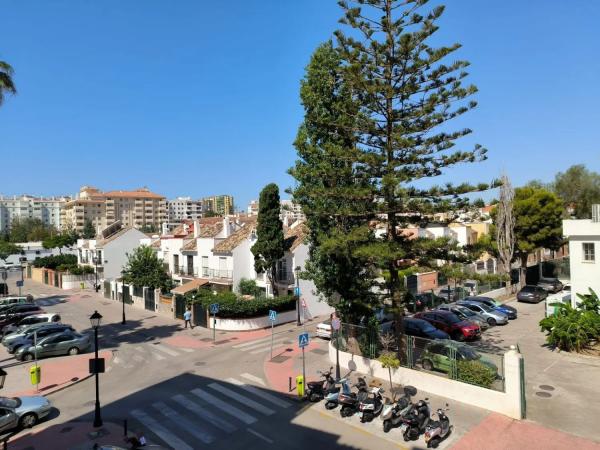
0,395,52,430
2,313,62,335
436,303,490,331
15,331,91,361
5,324,74,354
457,300,508,326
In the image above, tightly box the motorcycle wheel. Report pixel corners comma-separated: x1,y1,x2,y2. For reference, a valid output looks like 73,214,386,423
403,430,410,442
309,392,321,402
383,420,392,433
340,407,350,418
429,437,441,449
325,401,337,410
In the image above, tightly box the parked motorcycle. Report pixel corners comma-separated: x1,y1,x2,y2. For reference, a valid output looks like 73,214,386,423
381,385,417,433
400,398,431,441
424,404,452,448
306,367,336,402
358,386,385,422
324,378,351,410
339,377,368,418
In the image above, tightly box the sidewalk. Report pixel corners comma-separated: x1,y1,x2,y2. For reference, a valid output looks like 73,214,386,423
4,350,112,397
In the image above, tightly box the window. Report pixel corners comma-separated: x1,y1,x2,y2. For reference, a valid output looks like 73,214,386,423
583,243,595,262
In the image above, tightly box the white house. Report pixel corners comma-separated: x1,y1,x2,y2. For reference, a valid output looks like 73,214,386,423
77,222,147,281
563,207,600,306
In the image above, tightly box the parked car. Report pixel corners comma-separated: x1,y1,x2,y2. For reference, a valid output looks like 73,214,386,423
457,300,509,326
406,292,447,313
0,296,32,307
413,311,480,341
15,331,91,361
463,296,517,319
537,278,563,293
0,305,44,331
3,321,69,346
436,303,489,331
517,285,548,303
4,324,74,354
437,287,470,302
2,313,62,336
0,283,8,296
0,395,52,430
420,341,498,376
402,318,449,340
316,320,334,339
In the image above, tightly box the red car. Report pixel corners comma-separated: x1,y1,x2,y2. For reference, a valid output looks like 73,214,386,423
413,310,480,341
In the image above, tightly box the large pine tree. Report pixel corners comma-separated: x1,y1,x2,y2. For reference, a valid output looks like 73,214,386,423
292,0,493,346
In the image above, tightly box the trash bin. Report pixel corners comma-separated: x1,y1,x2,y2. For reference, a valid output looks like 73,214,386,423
296,375,304,397
80,282,85,289
30,365,41,385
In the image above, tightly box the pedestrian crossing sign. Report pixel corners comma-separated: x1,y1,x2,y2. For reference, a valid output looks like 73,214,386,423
269,310,277,322
210,303,219,314
298,332,309,348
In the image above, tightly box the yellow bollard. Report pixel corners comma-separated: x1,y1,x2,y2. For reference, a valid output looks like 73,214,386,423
29,365,41,386
296,375,304,397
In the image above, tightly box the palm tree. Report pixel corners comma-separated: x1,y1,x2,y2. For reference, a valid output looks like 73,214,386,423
0,61,17,106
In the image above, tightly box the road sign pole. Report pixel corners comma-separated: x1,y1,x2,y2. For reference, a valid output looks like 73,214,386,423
34,330,38,391
270,321,274,360
302,346,306,393
213,312,216,341
335,331,341,380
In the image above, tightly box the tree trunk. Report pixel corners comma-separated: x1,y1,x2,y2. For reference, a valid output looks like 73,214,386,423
388,367,394,401
520,254,528,288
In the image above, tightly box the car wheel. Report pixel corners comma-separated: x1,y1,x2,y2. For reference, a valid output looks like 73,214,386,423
19,412,37,428
325,401,337,410
422,359,434,371
68,347,80,356
487,317,497,326
23,353,34,361
452,331,464,341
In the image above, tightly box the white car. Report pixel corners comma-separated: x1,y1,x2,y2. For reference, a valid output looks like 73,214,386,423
316,320,332,339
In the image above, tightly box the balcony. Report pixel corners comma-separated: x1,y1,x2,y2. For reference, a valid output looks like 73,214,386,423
276,271,295,285
200,268,233,282
175,266,199,278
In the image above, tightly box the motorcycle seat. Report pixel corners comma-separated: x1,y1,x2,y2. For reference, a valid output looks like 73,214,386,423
428,420,440,428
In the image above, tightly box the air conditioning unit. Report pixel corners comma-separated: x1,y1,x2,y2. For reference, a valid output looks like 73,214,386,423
593,204,600,223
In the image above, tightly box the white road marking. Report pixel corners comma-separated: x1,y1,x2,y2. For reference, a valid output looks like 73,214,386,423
240,373,266,387
152,343,180,357
232,336,274,349
226,378,291,408
152,401,214,444
190,388,257,424
247,427,274,444
152,351,166,361
172,394,237,433
179,347,194,353
208,383,275,415
131,409,194,450
237,337,290,353
133,354,145,362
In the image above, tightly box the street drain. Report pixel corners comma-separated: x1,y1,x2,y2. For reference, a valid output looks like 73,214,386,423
535,391,552,398
539,385,555,391
270,355,291,363
195,362,206,366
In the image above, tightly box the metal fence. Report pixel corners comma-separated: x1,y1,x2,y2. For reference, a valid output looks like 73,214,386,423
334,322,505,392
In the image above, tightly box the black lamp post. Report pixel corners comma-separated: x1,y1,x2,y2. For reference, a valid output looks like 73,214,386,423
295,266,301,326
93,254,99,292
121,274,126,325
90,310,103,428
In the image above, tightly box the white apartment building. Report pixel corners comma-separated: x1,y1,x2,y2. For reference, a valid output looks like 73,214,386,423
0,195,68,233
168,197,203,222
246,199,306,222
563,205,600,306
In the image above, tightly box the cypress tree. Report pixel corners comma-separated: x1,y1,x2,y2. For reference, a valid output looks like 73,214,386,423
251,184,285,296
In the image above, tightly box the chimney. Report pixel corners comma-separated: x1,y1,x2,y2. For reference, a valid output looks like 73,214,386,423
283,215,290,228
593,204,600,223
193,220,200,238
222,217,230,238
161,222,168,236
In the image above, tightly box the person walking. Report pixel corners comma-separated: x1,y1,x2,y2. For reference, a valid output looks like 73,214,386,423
183,307,193,329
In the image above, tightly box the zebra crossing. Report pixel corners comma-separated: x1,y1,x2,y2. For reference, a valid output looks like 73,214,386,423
231,333,296,355
129,373,292,449
111,342,194,370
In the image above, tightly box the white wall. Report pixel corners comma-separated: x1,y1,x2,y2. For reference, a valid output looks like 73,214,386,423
102,228,147,280
329,342,523,419
232,237,258,293
213,310,297,331
293,243,334,318
564,219,600,306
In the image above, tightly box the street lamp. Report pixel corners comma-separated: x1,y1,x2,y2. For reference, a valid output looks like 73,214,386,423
89,310,103,428
0,367,7,389
92,254,98,292
120,274,126,325
295,266,301,326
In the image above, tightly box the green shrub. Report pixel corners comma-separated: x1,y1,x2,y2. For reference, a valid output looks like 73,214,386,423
191,288,295,318
456,360,497,388
238,278,262,297
32,254,77,269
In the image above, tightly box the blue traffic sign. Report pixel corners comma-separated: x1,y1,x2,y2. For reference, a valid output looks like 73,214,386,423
268,310,277,322
210,303,219,314
298,332,309,348
294,287,300,296
16,280,23,287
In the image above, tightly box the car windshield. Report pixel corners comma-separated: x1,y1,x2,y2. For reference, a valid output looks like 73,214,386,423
478,303,494,312
522,286,535,292
444,314,461,324
419,322,437,333
459,347,480,360
0,397,21,408
457,307,475,317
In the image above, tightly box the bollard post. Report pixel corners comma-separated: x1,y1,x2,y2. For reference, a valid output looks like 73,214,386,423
124,419,127,436
289,376,292,392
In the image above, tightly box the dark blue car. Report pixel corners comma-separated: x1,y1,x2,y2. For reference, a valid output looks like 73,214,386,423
464,296,517,319
402,318,450,339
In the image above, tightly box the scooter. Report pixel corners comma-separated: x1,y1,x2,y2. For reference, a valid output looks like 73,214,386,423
339,377,368,418
306,367,336,402
381,385,417,433
400,398,431,441
324,378,351,410
357,386,385,422
424,404,452,448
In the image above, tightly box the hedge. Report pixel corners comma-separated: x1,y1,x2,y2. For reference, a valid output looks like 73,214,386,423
456,360,497,389
32,254,78,269
191,290,296,318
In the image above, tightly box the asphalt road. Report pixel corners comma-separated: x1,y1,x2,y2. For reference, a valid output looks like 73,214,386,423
3,274,409,450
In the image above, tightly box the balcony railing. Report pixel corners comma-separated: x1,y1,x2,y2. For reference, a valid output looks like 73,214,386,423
276,271,295,284
174,266,199,277
199,268,232,281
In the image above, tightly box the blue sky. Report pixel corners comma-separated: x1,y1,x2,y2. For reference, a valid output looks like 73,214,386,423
2,0,599,210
